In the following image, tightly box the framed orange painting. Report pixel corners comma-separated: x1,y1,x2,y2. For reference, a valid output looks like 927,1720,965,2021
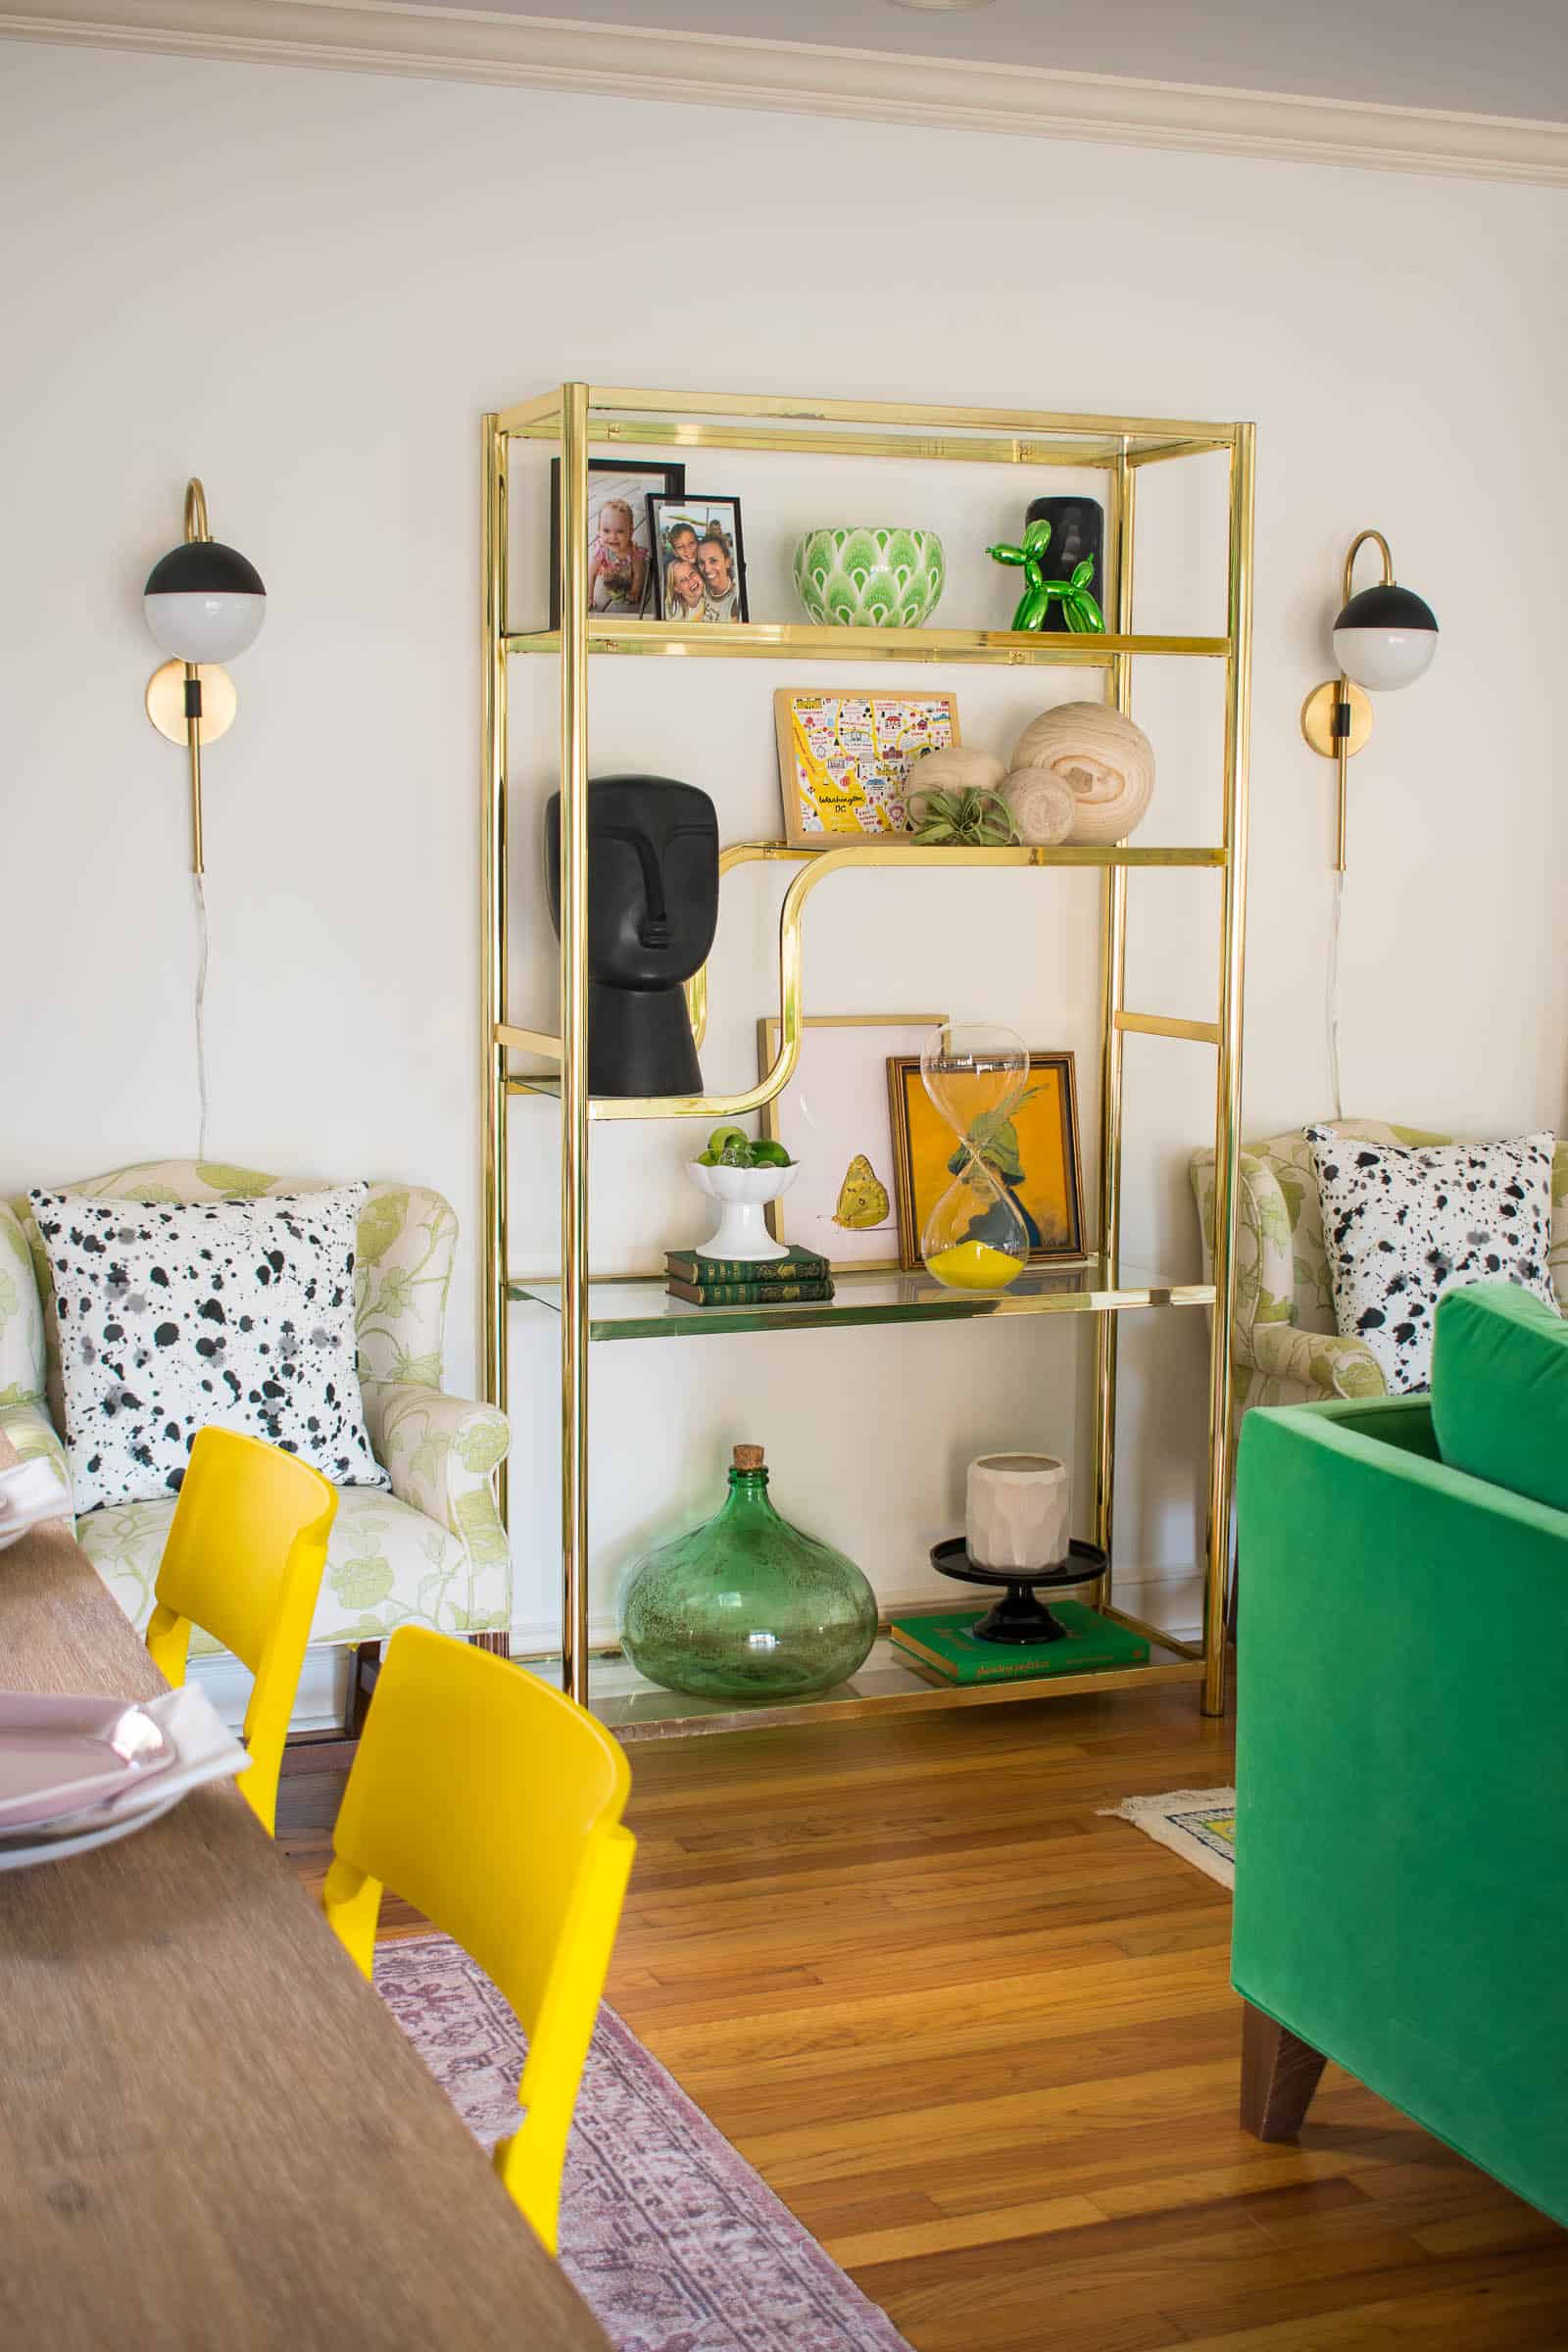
886,1051,1085,1273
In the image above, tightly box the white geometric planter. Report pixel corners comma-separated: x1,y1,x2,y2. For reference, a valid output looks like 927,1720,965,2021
965,1452,1071,1572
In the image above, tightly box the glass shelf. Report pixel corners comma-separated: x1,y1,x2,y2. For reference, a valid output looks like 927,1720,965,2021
499,385,1239,472
505,619,1229,665
508,1257,1213,1340
521,1627,1205,1740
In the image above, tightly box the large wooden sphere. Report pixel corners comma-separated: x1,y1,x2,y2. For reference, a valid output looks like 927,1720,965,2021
1009,703,1155,845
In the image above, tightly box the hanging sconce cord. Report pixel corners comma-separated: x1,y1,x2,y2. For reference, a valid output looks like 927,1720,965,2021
1325,870,1345,1122
192,873,212,1164
1300,529,1439,1126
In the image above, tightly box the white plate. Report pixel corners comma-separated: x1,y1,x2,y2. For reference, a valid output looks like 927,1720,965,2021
0,1788,185,1873
0,1685,248,1868
0,1692,173,1830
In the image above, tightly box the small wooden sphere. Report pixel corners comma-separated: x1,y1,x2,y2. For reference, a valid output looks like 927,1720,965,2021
903,746,1005,808
999,767,1075,846
1009,703,1155,845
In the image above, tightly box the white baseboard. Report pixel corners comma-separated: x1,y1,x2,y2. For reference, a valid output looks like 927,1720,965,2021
189,1644,348,1737
1114,1569,1205,1645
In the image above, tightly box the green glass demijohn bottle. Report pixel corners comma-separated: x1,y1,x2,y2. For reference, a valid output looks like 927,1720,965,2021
619,1444,878,1702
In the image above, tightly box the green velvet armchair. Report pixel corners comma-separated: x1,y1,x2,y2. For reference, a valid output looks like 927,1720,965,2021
1234,1333,1568,2224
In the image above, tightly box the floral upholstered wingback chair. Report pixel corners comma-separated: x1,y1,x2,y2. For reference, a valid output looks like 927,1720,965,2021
0,1164,511,1669
1191,1120,1568,1444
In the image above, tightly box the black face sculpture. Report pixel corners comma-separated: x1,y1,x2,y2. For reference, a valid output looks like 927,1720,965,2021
545,776,719,1098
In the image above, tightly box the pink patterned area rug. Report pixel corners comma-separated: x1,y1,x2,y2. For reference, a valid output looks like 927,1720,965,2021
374,1935,911,2352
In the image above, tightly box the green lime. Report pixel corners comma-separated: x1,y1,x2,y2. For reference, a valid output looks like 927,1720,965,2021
750,1139,792,1167
707,1124,750,1157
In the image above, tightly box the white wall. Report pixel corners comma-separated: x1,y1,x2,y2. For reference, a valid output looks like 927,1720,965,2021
2,44,1563,1646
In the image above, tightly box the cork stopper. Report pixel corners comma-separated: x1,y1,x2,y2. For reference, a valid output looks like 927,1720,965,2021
732,1444,765,1473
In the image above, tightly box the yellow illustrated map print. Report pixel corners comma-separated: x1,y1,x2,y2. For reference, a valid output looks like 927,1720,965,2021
833,1153,891,1231
783,692,956,837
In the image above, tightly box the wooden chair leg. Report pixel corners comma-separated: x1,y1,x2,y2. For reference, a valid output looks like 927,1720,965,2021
277,1641,381,1779
469,1631,512,1659
348,1641,382,1736
1241,2001,1328,2140
1226,1529,1241,1643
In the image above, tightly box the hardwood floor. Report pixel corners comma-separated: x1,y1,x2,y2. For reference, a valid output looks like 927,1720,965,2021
278,1688,1568,2348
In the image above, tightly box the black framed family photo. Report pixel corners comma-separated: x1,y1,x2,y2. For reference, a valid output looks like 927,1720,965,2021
549,459,685,625
648,494,749,622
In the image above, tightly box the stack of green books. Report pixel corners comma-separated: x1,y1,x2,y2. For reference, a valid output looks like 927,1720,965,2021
665,1246,834,1307
889,1601,1148,1685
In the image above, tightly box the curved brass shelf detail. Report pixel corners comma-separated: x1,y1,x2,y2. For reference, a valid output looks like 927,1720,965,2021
501,838,1228,1122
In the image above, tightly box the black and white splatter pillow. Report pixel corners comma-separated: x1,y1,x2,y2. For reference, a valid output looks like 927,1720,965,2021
1304,1127,1558,1395
30,1185,389,1512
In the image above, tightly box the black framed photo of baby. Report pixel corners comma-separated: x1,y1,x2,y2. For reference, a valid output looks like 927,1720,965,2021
549,460,685,626
648,494,749,624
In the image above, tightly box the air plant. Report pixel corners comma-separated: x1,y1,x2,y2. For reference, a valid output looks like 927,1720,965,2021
987,516,1105,634
906,785,1020,849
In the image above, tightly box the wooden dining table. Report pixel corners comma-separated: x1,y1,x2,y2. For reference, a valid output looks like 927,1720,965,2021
0,1440,610,2351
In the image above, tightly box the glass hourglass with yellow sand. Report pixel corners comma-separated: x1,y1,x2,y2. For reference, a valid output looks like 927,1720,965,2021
918,1022,1032,1292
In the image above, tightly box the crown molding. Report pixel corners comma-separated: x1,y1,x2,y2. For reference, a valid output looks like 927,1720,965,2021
4,0,1565,185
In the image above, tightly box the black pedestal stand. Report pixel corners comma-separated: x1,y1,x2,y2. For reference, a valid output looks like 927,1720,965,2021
928,1536,1109,1644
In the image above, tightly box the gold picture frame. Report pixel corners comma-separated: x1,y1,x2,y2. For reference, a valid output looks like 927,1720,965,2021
758,1014,947,1271
886,1050,1087,1273
773,688,960,848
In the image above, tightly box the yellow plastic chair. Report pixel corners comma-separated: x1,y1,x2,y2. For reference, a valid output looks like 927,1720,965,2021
145,1426,336,1835
321,1625,635,2254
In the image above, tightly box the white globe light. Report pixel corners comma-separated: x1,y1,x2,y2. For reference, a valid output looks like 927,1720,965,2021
143,539,267,662
144,589,266,662
1332,582,1438,694
1332,627,1438,692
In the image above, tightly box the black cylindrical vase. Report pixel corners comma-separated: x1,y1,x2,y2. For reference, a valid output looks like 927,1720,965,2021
1023,496,1104,635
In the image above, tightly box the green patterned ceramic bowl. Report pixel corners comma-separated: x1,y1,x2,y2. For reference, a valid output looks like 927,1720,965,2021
792,526,946,629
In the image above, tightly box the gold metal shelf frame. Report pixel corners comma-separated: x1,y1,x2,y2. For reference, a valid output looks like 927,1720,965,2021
482,382,1254,1729
506,620,1230,666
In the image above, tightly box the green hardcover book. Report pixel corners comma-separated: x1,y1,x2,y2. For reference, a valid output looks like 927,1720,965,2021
888,1602,1149,1686
666,1276,835,1308
665,1244,829,1286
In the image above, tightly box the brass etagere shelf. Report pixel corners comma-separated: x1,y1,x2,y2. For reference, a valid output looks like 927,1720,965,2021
482,383,1254,1737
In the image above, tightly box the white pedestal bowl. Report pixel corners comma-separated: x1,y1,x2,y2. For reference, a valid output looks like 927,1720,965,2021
688,1161,799,1262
